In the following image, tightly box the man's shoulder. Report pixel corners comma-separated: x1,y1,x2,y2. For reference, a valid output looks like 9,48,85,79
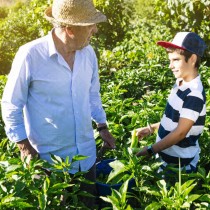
80,45,97,61
83,45,95,54
19,35,48,52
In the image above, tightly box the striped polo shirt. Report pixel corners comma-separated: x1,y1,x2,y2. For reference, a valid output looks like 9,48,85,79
156,75,206,169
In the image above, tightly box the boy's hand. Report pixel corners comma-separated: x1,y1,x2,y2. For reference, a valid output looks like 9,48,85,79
136,127,151,140
136,122,159,140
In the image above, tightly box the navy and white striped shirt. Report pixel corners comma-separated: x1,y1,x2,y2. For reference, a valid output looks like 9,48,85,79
156,75,206,169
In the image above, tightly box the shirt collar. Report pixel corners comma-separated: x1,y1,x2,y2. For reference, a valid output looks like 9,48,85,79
176,75,201,89
48,29,58,57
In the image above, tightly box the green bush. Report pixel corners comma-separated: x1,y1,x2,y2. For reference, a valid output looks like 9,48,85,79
92,0,134,50
134,0,155,19
0,7,9,19
154,0,210,63
0,76,7,140
0,0,52,75
99,19,174,99
0,0,134,74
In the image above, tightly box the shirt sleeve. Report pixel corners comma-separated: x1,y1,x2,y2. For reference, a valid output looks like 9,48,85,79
88,47,106,124
1,47,30,142
180,91,205,122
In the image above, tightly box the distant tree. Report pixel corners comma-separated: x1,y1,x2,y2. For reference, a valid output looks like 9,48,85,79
0,0,51,74
155,0,210,63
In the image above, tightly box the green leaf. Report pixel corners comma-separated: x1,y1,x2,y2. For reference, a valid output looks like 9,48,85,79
1,194,33,208
126,205,133,210
161,197,174,206
181,201,190,208
199,194,210,202
107,160,126,182
0,182,7,192
111,189,121,201
49,183,72,191
50,154,63,164
145,202,162,210
43,177,50,194
140,186,161,196
38,194,47,210
157,179,168,197
130,129,138,148
187,194,201,203
100,196,112,203
120,179,129,203
0,161,9,167
180,180,196,196
72,155,88,162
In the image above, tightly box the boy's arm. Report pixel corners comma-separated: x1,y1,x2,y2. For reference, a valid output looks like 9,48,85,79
137,118,194,156
152,118,194,153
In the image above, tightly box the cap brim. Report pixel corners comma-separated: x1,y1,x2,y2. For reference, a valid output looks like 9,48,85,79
44,7,107,26
157,41,186,50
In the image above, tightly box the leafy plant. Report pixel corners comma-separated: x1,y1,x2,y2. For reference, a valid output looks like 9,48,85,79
0,152,91,209
0,0,52,74
100,179,133,210
154,0,210,61
0,76,7,140
144,179,201,209
92,0,134,50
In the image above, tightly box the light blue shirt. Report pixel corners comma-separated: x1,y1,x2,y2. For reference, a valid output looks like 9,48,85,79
1,31,106,173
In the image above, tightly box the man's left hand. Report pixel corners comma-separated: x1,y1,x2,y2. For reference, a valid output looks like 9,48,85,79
99,129,116,149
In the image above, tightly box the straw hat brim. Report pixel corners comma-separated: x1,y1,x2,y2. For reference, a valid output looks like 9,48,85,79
44,7,107,26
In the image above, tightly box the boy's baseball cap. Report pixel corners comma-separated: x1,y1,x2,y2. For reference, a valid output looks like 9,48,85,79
157,32,207,57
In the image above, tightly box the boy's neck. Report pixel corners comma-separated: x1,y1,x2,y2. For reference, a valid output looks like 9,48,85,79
179,73,199,86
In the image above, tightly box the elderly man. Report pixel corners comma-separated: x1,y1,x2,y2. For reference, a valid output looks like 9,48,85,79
1,0,115,207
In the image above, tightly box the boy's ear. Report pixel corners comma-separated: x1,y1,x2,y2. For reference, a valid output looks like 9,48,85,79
190,54,197,64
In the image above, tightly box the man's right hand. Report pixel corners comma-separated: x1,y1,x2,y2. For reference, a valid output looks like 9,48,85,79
17,139,39,162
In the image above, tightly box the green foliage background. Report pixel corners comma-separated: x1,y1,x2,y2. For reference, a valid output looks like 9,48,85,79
0,0,209,209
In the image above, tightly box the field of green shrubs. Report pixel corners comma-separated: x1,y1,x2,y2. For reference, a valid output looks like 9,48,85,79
0,0,209,209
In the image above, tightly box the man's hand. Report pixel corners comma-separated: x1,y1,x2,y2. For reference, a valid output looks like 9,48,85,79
98,129,116,149
17,139,39,162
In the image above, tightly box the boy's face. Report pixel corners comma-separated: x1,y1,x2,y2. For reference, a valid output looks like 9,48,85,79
168,51,196,82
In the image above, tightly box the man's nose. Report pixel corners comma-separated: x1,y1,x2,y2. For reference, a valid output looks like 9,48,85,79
92,24,98,34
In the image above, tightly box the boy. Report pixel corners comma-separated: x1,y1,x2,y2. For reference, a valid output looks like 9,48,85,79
136,32,207,173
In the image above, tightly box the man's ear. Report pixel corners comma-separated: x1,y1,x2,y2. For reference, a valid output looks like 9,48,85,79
65,27,74,38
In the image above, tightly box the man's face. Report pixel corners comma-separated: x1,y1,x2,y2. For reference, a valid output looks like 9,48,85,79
168,51,195,82
69,24,98,50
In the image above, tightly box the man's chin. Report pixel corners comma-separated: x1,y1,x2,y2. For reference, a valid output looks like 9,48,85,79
79,43,89,50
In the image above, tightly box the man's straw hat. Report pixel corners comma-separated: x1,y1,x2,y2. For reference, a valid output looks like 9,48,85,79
44,0,107,26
